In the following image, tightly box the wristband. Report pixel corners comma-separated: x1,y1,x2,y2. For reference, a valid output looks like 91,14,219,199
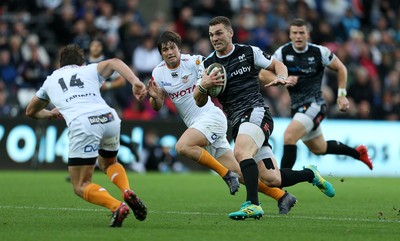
198,84,208,94
277,75,287,80
338,88,347,97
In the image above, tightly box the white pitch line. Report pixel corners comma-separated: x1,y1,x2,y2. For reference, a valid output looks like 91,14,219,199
0,205,399,223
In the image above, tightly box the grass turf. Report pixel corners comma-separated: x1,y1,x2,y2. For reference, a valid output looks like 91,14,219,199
0,171,399,241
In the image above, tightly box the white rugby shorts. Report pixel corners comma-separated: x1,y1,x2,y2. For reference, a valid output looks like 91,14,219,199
190,107,231,158
293,102,323,141
68,108,121,158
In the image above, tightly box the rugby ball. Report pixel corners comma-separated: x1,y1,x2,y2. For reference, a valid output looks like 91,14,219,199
206,63,227,97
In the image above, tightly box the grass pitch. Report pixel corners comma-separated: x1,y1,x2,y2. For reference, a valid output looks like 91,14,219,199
0,171,399,241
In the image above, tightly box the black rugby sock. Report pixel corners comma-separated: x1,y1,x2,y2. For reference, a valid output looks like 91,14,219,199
240,158,259,205
279,168,314,187
280,144,297,169
325,140,359,158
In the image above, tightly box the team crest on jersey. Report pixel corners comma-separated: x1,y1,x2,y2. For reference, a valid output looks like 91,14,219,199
181,73,192,83
196,59,200,65
238,54,246,62
286,55,294,61
308,57,315,64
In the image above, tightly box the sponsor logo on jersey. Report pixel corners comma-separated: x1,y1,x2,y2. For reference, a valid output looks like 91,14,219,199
230,66,251,78
88,112,114,125
288,66,315,74
161,81,172,86
181,73,192,83
65,93,96,102
84,144,98,153
308,57,315,64
168,84,196,100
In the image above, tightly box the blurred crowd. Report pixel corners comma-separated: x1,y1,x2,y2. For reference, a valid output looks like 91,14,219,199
0,0,399,121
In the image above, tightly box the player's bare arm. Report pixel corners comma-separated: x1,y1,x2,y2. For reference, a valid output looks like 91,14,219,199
147,78,165,111
97,58,147,101
26,96,61,120
193,69,221,107
262,59,289,87
260,69,298,88
328,57,350,112
101,75,126,91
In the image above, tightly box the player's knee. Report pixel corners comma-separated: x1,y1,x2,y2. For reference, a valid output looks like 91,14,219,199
309,146,325,155
175,141,192,158
233,148,250,162
284,132,298,144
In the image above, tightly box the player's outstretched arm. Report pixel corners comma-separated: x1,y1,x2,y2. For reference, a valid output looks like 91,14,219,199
262,59,289,88
97,58,147,101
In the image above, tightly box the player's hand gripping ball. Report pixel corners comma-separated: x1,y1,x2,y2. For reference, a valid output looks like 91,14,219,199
206,63,227,97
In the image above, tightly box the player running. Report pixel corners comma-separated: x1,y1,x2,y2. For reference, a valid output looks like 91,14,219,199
148,30,324,216
26,44,147,227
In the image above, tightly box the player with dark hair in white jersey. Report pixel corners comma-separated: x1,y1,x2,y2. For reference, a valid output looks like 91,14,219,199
260,18,373,171
194,16,336,220
26,44,147,227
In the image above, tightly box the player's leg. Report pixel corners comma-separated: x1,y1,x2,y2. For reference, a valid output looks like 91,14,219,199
282,102,327,169
255,144,335,197
281,119,307,168
98,114,147,221
217,148,295,214
176,128,239,194
179,108,240,194
304,133,373,170
228,130,264,220
253,147,297,214
67,113,128,227
68,162,128,227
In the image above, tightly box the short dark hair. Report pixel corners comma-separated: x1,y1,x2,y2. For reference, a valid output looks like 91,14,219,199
156,31,181,54
59,44,84,67
289,18,310,30
209,16,232,31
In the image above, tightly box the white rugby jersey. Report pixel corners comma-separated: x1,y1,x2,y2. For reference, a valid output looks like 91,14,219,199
151,54,217,127
36,64,110,126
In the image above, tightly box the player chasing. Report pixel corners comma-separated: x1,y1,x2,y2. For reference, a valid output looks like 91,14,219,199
26,44,147,227
195,16,336,221
261,18,373,171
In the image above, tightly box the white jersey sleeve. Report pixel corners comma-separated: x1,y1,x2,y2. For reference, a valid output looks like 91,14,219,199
273,46,284,62
252,46,274,69
318,45,336,66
